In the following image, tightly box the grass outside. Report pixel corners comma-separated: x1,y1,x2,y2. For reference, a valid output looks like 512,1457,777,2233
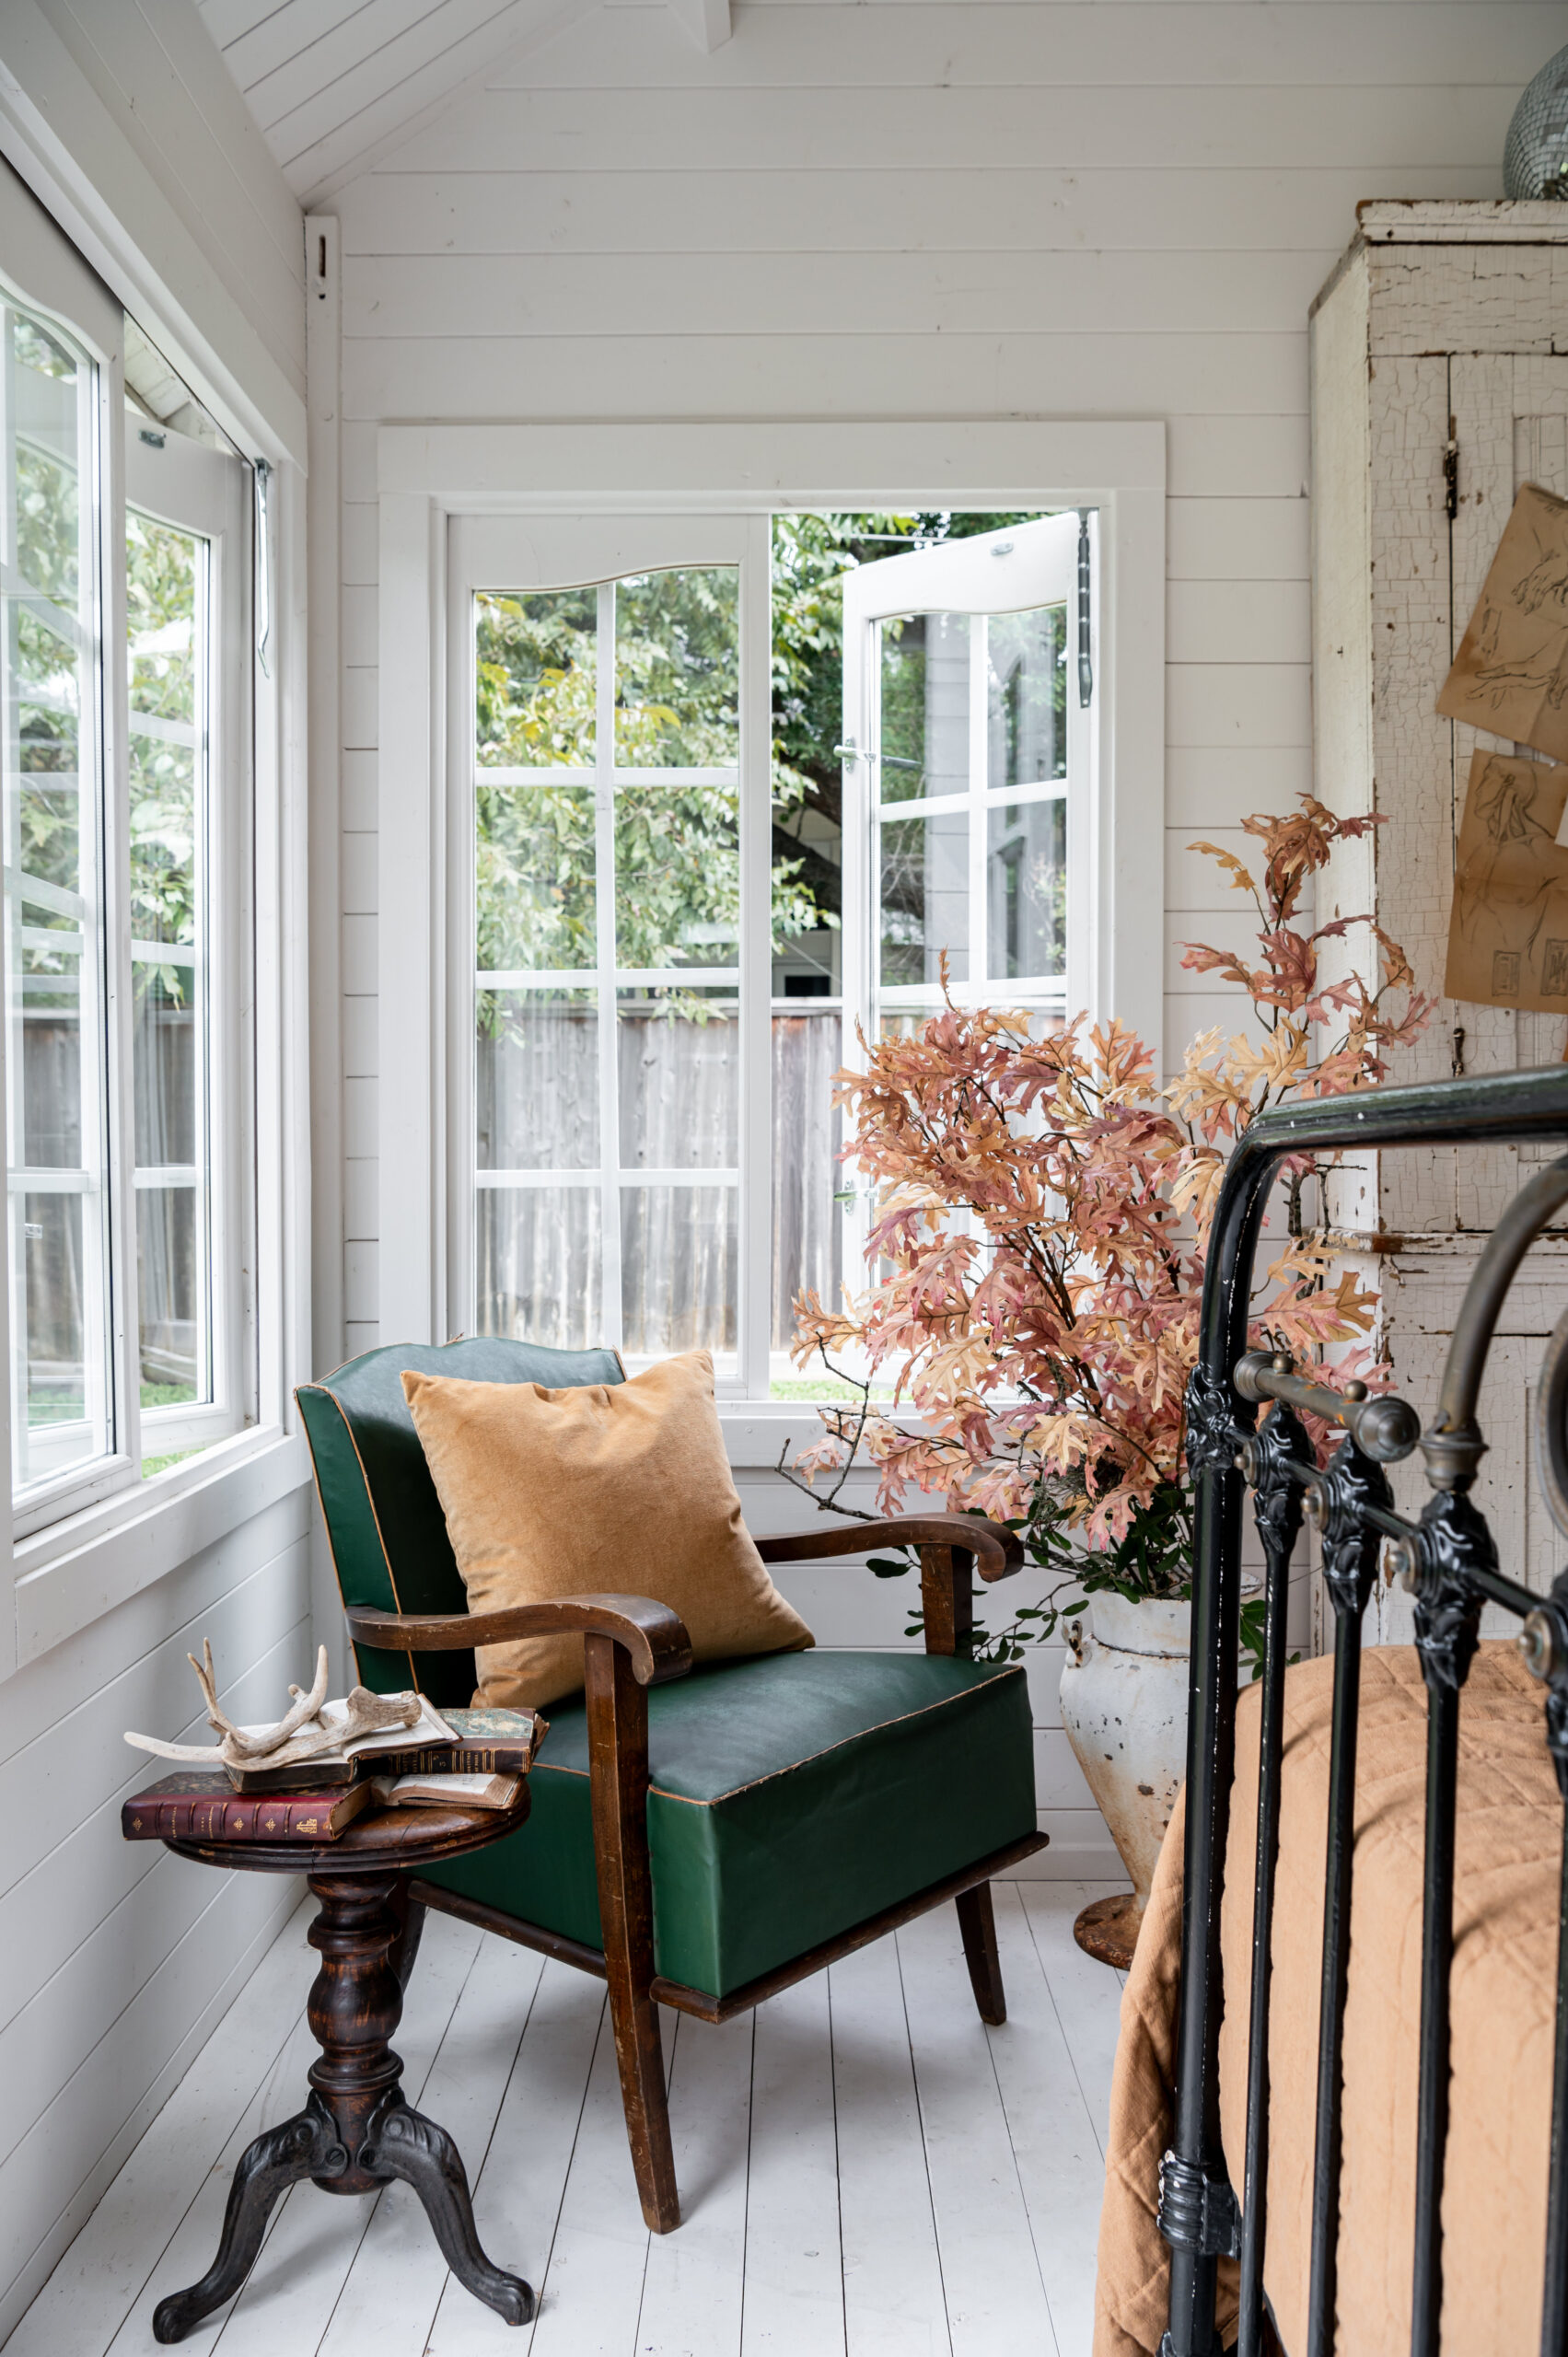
141,1376,205,1479
768,1376,895,1403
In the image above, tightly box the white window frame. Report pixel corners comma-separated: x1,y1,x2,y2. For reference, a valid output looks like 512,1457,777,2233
378,423,1165,1446
121,425,250,1476
446,513,766,1385
0,187,125,1522
0,154,312,1677
842,511,1093,1031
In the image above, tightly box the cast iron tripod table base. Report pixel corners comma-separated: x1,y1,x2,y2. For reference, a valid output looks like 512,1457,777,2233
152,1799,535,2342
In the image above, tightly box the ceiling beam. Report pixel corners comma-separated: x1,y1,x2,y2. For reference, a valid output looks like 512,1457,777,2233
667,0,731,52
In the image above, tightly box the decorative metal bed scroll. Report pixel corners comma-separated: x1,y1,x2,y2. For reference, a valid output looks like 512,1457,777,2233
1160,1066,1568,2357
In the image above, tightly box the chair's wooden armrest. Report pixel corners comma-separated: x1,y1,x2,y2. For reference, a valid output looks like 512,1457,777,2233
344,1596,693,1686
753,1513,1023,1585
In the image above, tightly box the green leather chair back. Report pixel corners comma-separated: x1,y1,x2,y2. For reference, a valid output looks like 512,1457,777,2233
296,1337,623,1708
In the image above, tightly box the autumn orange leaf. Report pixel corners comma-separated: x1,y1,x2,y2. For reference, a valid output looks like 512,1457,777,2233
791,792,1428,1583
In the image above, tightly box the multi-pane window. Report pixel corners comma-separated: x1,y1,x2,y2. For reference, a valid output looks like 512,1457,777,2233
842,516,1086,1036
2,295,112,1485
470,569,743,1376
127,497,212,1458
0,170,253,1521
871,608,1068,1002
456,512,1091,1398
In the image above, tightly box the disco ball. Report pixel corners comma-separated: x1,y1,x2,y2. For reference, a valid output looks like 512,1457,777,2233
1504,42,1568,199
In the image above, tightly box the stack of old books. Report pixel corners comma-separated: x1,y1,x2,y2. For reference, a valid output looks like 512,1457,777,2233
122,1699,546,1845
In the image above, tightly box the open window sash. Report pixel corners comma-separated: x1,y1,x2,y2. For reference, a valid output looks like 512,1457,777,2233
122,424,249,1472
839,512,1093,1283
1,168,127,1528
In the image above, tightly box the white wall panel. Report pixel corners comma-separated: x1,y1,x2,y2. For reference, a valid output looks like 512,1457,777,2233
1167,416,1309,499
343,248,1341,337
0,1493,312,2338
494,4,1562,90
336,165,1500,260
340,330,1308,419
383,82,1513,174
1167,497,1310,582
1166,661,1312,747
1166,745,1314,829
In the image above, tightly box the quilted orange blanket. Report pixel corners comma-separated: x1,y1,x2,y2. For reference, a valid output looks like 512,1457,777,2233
1095,1641,1560,2355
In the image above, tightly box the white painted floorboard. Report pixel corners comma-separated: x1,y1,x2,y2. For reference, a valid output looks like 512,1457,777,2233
5,1885,1123,2357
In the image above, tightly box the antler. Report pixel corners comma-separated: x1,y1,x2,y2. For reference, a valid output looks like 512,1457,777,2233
124,1643,423,1770
189,1640,330,1760
122,1730,225,1763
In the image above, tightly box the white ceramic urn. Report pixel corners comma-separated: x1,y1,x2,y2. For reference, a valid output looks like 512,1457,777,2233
1058,1589,1191,1964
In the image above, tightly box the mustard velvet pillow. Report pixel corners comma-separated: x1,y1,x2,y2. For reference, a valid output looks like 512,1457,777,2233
401,1350,814,1708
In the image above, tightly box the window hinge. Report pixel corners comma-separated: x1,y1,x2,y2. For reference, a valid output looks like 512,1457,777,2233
1444,419,1459,521
1076,509,1094,708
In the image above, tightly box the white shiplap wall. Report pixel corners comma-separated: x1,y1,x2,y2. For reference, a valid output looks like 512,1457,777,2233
0,1493,312,2341
320,0,1544,1876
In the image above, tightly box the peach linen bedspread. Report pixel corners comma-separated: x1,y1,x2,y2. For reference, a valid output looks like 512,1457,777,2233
1094,1640,1561,2356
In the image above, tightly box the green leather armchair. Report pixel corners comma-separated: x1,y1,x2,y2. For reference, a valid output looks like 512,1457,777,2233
298,1336,1045,2234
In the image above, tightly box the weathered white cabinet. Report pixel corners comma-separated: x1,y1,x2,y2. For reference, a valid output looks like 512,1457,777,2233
1310,203,1568,1631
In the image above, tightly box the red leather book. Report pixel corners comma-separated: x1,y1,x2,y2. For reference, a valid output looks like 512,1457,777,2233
122,1771,375,1842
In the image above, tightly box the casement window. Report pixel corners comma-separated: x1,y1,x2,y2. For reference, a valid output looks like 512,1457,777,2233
380,421,1165,1423
1,170,254,1530
444,506,1097,1397
841,516,1091,1034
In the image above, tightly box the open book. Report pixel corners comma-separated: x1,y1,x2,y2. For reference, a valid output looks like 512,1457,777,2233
226,1699,545,1794
372,1770,524,1813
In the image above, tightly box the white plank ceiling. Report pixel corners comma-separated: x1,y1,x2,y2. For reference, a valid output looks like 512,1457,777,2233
197,0,731,208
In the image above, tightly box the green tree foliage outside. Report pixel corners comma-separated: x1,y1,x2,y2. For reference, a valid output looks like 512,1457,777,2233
8,313,205,1437
471,513,1048,1008
13,316,198,1011
125,508,198,986
771,510,1053,935
13,319,86,962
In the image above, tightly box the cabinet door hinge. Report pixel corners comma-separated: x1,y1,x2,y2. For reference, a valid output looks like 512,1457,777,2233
1444,417,1459,520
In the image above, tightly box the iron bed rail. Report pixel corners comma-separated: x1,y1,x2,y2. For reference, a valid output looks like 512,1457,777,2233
1160,1065,1568,2357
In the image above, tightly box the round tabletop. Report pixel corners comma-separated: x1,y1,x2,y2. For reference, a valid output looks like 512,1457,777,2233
165,1789,530,1876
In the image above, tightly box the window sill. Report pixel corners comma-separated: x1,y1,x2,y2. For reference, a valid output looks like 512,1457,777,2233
717,1400,900,1473
12,1423,313,1673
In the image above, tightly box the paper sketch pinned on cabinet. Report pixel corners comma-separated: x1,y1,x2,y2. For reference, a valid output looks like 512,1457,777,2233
1446,749,1568,1010
1439,483,1568,764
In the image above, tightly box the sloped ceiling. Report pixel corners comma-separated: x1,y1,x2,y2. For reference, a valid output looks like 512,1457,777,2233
199,0,727,208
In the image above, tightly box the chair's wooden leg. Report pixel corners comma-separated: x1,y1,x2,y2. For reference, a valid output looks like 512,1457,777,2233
956,1883,1006,2026
921,1549,1008,2026
584,1632,680,2234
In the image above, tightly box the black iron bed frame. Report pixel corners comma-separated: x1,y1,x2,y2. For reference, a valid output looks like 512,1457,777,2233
1160,1065,1568,2357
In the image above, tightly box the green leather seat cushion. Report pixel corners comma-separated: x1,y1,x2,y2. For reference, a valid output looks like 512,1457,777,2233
419,1648,1037,1999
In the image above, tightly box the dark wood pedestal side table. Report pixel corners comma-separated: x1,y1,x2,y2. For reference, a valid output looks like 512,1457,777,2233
152,1799,535,2342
